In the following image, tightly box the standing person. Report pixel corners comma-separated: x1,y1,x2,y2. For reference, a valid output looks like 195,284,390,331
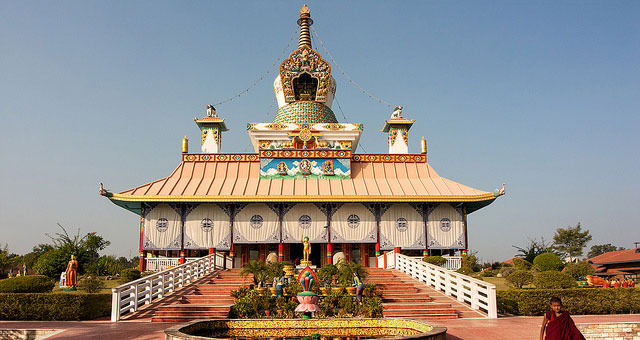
602,279,609,288
274,271,285,297
622,278,629,288
353,272,364,303
540,297,585,340
614,278,621,288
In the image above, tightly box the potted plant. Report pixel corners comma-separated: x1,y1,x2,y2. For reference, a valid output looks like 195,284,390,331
241,260,269,293
337,260,366,294
318,263,338,295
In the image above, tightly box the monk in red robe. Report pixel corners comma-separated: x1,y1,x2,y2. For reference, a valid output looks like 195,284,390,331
540,297,585,340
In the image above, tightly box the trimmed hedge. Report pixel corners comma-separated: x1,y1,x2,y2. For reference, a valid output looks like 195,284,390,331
423,256,447,266
120,268,141,283
0,293,111,320
497,288,640,316
0,276,54,293
534,271,577,289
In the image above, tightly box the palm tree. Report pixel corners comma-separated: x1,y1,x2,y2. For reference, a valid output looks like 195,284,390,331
241,260,268,288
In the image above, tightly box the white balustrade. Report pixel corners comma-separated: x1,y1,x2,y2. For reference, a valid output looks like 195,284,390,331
376,252,496,318
442,256,462,271
145,256,233,272
111,252,227,322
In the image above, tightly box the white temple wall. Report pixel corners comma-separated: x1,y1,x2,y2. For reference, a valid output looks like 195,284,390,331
282,203,328,243
202,128,220,153
330,203,377,243
142,203,182,250
427,204,466,249
233,203,280,243
379,203,425,250
389,131,408,154
183,204,231,250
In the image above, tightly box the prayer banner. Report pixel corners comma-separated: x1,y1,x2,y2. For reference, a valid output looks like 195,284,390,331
330,203,377,243
233,203,279,243
142,204,182,250
282,203,328,243
427,204,466,249
183,204,231,250
379,203,425,250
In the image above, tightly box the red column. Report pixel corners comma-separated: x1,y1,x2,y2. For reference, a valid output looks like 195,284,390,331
326,243,332,265
139,206,146,272
139,251,146,272
383,250,387,269
375,243,380,267
179,250,185,264
423,249,428,260
278,243,284,262
208,248,214,255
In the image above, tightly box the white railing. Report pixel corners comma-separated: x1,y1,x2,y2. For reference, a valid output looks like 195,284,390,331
394,253,497,318
145,256,232,272
385,251,396,269
442,256,462,271
111,252,226,322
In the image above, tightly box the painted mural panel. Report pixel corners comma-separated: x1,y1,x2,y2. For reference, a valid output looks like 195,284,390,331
142,203,182,250
260,158,350,179
183,204,231,250
282,203,328,243
379,204,425,250
331,203,377,243
233,203,279,243
427,204,465,249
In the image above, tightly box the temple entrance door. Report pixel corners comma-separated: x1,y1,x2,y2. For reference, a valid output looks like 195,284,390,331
289,243,322,266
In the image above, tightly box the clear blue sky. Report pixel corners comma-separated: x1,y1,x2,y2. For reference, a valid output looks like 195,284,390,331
1,1,638,262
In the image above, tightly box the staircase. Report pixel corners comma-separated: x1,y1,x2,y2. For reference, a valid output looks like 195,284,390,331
367,268,484,319
150,268,249,322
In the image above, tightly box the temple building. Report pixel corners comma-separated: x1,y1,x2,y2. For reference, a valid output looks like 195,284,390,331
100,5,504,271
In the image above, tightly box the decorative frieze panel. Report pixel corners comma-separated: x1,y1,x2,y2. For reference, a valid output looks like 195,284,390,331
279,46,332,103
260,149,351,159
183,153,259,162
351,154,426,163
260,158,350,179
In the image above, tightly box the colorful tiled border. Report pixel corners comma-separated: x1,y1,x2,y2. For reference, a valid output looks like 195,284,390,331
352,154,426,163
260,149,351,159
182,154,259,162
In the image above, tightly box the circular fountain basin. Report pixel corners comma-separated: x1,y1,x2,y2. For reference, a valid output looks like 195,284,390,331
165,318,447,340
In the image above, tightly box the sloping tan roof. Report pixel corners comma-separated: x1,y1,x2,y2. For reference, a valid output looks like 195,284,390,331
108,153,496,205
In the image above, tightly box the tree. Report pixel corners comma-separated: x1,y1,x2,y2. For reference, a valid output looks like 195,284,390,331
0,245,14,277
587,244,624,258
552,223,592,260
513,238,558,263
33,224,111,279
564,260,595,279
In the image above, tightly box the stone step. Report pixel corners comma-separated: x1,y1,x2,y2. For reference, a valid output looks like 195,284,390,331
383,308,457,316
151,315,228,322
383,304,451,310
158,304,232,311
385,313,459,320
154,310,229,318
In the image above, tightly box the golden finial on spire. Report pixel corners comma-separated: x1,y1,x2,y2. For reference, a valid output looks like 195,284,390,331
297,4,313,49
182,136,189,153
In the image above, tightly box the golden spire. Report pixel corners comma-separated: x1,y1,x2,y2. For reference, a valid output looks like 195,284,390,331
297,4,313,49
420,136,427,154
182,136,189,153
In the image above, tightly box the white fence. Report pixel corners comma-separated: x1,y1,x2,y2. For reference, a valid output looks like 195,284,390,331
111,252,226,322
442,256,462,271
377,251,497,318
145,256,233,272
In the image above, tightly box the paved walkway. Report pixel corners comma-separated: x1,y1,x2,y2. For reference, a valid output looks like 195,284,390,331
1,315,638,339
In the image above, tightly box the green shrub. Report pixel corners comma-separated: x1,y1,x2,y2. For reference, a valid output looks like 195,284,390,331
456,266,474,275
461,254,480,272
506,270,534,289
0,276,54,293
318,263,339,286
563,261,595,279
533,271,577,289
87,256,123,276
120,268,141,283
423,256,447,266
33,249,72,279
512,258,532,270
480,270,498,277
497,288,640,316
499,267,516,278
533,253,564,271
78,276,105,293
0,293,111,320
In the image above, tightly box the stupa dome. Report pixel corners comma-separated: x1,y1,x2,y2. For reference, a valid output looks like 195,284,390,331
272,101,338,124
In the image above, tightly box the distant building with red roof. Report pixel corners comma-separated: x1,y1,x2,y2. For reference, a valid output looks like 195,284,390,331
588,248,640,278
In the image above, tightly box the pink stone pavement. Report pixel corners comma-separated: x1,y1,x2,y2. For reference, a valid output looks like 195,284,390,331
1,314,638,339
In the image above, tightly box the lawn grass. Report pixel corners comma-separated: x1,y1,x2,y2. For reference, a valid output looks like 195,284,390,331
52,277,121,294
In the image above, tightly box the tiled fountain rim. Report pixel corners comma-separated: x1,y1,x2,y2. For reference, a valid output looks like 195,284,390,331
165,318,447,340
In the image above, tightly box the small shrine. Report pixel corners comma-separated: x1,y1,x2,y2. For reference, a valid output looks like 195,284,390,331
100,5,504,272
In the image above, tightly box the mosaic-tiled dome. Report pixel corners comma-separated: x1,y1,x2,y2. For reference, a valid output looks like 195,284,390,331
272,101,338,124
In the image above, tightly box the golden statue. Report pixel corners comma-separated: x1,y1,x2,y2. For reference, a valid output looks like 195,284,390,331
301,236,311,264
65,254,78,289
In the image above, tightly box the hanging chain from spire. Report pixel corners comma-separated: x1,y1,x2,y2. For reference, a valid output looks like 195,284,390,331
311,26,395,108
212,29,299,107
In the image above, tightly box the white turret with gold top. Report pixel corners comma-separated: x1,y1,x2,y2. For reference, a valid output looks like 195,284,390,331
381,106,415,154
195,104,229,153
